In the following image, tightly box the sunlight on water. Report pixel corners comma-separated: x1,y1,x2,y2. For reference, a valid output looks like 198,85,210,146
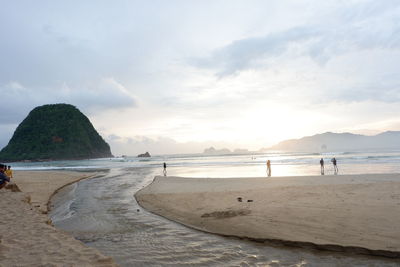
10,150,400,178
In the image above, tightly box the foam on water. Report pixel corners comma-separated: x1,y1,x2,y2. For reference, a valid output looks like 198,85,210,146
8,150,400,176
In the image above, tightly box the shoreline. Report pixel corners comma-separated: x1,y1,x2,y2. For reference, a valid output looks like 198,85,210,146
135,174,400,258
12,170,98,214
45,172,100,213
0,170,117,266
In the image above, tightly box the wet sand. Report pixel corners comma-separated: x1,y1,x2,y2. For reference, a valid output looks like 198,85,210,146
0,171,117,266
135,174,400,257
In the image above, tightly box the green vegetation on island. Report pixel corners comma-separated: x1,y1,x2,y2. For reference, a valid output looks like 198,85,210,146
0,104,113,161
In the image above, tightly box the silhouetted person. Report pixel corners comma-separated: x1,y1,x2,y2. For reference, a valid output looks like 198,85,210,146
266,160,271,177
320,158,324,175
332,157,338,174
163,162,167,176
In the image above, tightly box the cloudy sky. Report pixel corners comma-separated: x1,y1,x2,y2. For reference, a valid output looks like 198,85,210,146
1,0,400,155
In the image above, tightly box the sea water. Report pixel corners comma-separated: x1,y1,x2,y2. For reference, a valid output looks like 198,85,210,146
10,151,400,266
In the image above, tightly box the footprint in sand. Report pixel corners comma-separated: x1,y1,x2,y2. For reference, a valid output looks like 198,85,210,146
201,209,251,219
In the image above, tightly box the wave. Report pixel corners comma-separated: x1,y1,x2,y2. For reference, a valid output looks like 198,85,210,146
13,165,106,171
8,150,400,171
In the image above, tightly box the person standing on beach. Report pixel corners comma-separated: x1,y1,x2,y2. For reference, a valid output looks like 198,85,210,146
332,157,338,174
0,164,10,189
163,162,167,176
320,158,324,175
266,160,271,177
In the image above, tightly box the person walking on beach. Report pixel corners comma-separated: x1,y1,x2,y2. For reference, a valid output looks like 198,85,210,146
0,164,10,189
266,160,271,177
163,162,167,176
331,157,338,174
320,158,324,175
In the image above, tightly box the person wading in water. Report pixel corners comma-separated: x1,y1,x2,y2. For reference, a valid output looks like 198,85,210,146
163,162,167,176
332,157,338,175
320,158,324,175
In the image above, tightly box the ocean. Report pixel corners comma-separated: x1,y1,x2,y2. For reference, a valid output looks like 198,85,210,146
10,151,400,266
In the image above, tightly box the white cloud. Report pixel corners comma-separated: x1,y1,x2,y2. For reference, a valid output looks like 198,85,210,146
192,1,400,76
1,1,400,154
7,81,25,90
0,78,137,123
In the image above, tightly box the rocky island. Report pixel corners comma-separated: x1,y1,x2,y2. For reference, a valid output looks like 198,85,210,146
138,152,151,157
0,104,113,161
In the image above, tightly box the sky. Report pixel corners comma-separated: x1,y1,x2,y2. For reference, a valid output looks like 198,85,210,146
1,0,400,155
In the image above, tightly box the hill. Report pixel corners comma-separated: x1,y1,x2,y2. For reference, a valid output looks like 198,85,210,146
203,147,231,155
0,104,113,161
267,131,400,152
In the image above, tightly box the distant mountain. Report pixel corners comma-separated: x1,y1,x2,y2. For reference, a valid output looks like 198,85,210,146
267,131,400,152
0,104,113,161
203,147,231,155
202,147,251,155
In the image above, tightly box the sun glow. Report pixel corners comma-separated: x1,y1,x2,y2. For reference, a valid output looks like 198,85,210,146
230,103,317,148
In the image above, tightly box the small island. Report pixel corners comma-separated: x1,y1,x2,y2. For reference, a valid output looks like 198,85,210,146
137,152,151,158
0,104,113,161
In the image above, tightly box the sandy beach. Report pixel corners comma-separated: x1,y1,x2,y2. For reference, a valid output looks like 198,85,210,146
136,174,400,258
0,171,117,266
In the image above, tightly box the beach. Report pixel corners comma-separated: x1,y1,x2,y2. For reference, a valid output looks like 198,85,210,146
136,174,400,258
0,171,117,266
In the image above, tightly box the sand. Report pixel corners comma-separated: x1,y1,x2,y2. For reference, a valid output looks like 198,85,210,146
135,174,400,257
0,171,117,266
